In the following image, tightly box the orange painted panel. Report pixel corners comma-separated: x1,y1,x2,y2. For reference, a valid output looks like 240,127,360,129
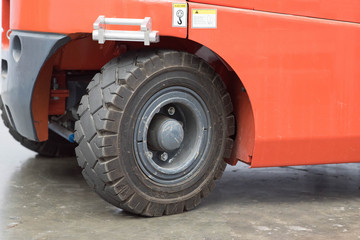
188,3,360,167
32,57,53,142
56,35,123,70
9,0,187,37
190,0,360,23
227,78,255,165
2,0,10,48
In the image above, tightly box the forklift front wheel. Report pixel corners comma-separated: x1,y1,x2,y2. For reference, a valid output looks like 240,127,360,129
74,50,234,216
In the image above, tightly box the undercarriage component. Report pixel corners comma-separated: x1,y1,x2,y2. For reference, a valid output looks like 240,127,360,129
48,122,75,143
0,97,75,157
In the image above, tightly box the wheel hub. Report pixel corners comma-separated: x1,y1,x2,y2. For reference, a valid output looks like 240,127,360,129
134,87,211,184
148,115,184,152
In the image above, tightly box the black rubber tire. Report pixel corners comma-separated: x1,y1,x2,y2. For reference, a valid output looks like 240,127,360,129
0,97,76,157
74,50,235,216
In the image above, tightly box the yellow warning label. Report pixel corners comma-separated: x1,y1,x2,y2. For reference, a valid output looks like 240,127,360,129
192,9,217,28
192,9,216,15
173,3,187,8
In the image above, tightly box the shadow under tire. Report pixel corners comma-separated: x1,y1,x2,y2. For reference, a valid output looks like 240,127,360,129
0,97,76,157
74,50,235,216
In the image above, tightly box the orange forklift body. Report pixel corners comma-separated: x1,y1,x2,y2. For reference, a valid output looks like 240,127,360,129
2,0,360,168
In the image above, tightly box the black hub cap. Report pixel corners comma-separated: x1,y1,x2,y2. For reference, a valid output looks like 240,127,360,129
134,86,211,185
147,115,185,152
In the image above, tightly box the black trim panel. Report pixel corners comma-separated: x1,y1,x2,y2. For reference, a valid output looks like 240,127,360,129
0,31,70,141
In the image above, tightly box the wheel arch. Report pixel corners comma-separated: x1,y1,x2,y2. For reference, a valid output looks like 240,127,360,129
33,34,255,165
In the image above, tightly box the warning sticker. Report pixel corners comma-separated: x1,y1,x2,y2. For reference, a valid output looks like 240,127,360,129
192,9,217,29
173,3,187,28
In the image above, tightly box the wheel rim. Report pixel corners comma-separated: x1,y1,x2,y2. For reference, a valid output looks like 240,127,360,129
134,86,211,185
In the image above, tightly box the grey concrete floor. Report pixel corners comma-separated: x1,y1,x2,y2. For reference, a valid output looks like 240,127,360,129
1,121,360,240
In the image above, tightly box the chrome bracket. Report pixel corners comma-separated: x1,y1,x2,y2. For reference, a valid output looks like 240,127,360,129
92,16,159,46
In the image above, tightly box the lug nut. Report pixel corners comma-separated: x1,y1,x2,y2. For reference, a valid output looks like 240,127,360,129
146,151,153,159
168,107,175,116
160,152,169,161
